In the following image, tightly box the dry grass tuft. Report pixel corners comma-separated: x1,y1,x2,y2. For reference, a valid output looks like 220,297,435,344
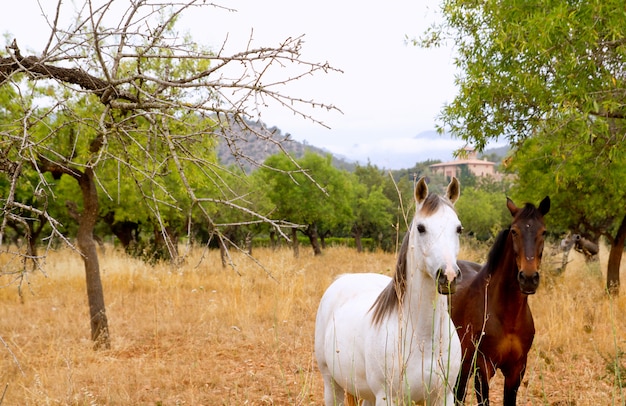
0,242,624,405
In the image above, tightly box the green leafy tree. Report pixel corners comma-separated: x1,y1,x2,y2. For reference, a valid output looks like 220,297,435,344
456,187,509,241
423,0,626,293
258,152,353,256
351,183,394,252
456,164,477,189
203,167,280,267
352,164,395,251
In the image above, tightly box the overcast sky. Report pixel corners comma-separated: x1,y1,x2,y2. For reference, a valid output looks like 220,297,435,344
2,0,473,169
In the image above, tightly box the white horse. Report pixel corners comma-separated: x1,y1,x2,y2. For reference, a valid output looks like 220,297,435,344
314,177,463,406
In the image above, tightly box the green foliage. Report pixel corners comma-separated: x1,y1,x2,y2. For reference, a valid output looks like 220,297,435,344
352,183,393,233
456,164,477,189
258,152,354,233
352,164,395,241
456,187,509,240
508,135,626,239
428,0,626,157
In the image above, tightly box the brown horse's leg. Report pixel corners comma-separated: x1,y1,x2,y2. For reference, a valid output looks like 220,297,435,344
473,370,490,406
454,361,471,404
473,357,495,406
502,362,526,406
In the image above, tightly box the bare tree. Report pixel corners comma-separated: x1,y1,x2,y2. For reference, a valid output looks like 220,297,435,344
0,0,340,348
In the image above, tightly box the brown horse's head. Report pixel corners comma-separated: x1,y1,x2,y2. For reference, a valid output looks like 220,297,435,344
506,196,550,294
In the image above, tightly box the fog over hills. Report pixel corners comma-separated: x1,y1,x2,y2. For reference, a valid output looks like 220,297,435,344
217,121,507,172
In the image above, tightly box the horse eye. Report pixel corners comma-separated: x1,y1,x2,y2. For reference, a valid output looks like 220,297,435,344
457,226,463,234
417,224,426,234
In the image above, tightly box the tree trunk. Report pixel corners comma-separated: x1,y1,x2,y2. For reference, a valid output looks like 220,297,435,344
25,218,39,265
557,246,571,275
606,215,626,295
291,228,299,258
306,224,322,256
269,229,277,250
103,212,139,251
154,225,179,261
75,167,110,349
320,229,330,250
354,229,363,253
245,232,253,255
7,215,47,270
218,232,229,268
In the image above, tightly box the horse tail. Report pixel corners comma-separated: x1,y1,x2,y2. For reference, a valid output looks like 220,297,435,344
346,392,359,406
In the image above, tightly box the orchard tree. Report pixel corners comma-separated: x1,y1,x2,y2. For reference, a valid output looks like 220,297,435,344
424,0,626,294
455,187,509,241
258,152,353,257
350,182,393,252
352,163,395,251
0,0,340,348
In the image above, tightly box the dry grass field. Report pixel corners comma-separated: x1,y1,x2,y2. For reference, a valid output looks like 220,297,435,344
0,240,625,405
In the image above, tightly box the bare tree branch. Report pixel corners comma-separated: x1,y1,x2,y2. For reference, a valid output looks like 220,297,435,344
1,0,341,272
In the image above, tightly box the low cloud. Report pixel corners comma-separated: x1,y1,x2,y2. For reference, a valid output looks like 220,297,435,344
328,136,466,170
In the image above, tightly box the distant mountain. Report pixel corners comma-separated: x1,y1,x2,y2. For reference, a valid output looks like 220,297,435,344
216,119,356,172
483,145,510,159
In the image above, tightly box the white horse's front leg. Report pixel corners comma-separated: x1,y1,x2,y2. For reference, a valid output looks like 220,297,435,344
322,375,346,406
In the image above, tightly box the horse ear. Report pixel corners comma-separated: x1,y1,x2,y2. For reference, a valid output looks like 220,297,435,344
446,177,460,204
415,177,428,205
539,196,550,215
506,197,518,217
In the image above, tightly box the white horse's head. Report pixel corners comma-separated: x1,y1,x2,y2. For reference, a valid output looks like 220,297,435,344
410,176,462,294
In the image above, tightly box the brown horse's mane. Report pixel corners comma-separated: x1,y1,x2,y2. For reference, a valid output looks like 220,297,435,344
484,227,510,275
369,193,452,326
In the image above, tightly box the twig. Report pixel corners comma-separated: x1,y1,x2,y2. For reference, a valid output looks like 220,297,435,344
0,335,24,377
0,382,8,405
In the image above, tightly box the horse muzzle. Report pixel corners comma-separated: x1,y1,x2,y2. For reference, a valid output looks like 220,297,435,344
437,268,461,295
518,270,540,294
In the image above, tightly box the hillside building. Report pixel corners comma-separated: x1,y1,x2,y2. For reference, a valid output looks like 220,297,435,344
429,147,497,178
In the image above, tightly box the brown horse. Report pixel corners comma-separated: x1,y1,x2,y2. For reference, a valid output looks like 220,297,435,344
451,196,550,405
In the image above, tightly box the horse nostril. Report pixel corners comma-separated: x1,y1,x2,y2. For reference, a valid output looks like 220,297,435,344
437,269,458,295
518,271,540,285
438,268,459,283
532,272,540,284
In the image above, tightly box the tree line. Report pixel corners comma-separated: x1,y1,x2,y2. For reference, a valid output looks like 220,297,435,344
0,142,513,260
